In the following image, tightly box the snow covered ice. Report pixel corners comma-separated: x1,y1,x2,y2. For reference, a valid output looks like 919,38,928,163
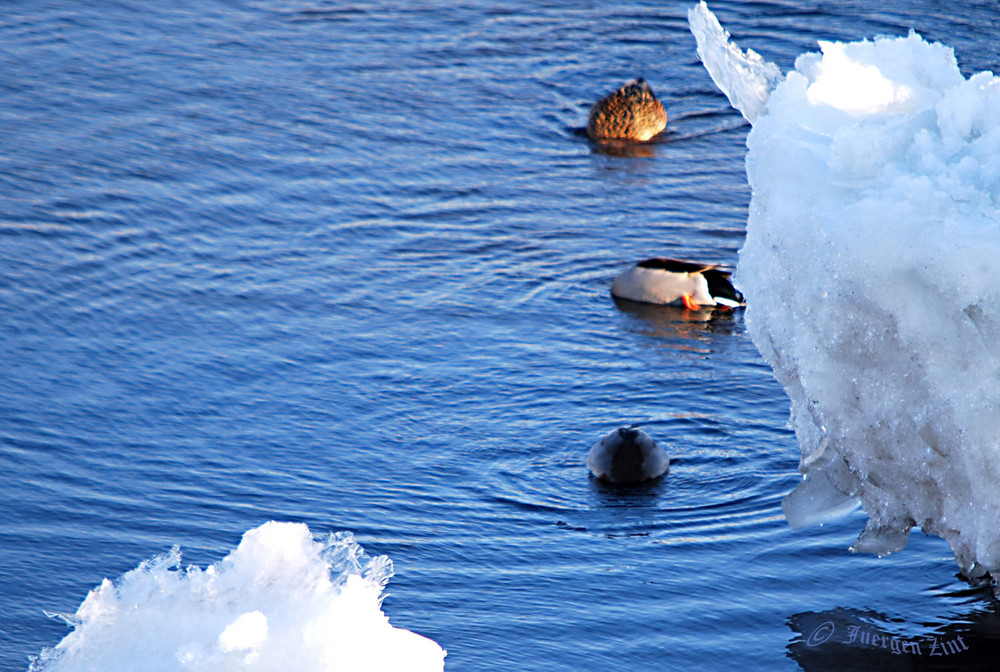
30,522,446,671
690,2,1000,578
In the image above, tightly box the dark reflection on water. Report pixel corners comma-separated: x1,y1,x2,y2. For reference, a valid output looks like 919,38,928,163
589,473,670,504
613,295,745,339
591,139,663,159
788,604,1000,671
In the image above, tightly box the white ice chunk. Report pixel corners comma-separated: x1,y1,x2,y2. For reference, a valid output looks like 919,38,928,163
691,3,1000,577
217,611,268,654
850,519,912,557
30,522,446,672
688,1,783,124
782,470,860,530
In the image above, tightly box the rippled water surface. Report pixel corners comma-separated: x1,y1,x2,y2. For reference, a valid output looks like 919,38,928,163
3,1,1000,670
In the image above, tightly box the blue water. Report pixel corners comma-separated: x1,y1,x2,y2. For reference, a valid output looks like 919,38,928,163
2,1,999,670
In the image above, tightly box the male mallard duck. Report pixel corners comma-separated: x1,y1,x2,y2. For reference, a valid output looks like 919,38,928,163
611,258,744,309
588,426,669,484
587,78,667,142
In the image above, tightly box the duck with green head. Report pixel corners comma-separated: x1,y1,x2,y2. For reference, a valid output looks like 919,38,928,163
611,257,744,309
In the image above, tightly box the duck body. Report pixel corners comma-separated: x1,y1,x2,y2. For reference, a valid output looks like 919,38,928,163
588,427,669,484
611,258,744,308
587,78,667,142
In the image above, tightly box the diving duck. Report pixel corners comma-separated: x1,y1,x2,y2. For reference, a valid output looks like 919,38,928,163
587,78,667,142
588,426,669,484
611,257,744,309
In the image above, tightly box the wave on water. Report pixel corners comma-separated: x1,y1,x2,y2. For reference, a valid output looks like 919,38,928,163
30,522,445,672
691,1,1000,581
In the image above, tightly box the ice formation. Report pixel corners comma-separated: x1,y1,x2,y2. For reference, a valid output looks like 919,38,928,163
30,522,446,671
690,2,1000,577
687,2,782,124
